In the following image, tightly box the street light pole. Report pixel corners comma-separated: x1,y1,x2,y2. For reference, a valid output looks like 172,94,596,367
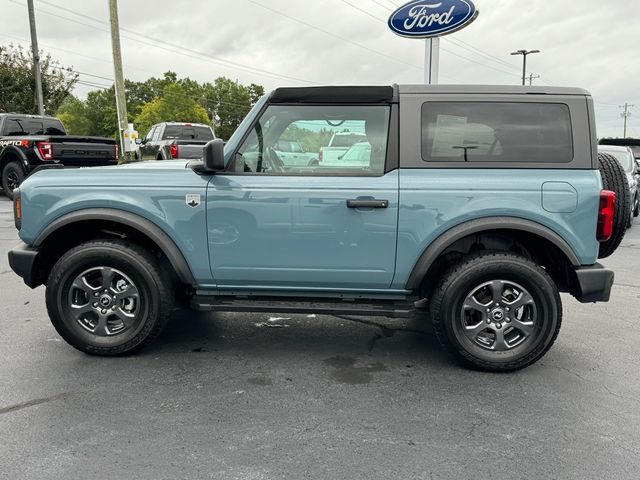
510,49,540,86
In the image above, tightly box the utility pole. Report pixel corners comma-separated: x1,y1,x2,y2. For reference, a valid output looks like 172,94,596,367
108,0,129,161
620,103,634,138
26,0,44,115
510,49,540,86
527,74,540,86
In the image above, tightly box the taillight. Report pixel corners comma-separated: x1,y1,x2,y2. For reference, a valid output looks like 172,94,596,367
37,142,53,161
13,189,22,230
597,190,616,242
169,143,178,158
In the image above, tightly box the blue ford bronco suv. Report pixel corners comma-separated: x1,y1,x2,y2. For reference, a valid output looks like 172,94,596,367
8,85,623,372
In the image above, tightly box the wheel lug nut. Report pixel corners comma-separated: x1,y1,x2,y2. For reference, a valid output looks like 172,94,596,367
486,319,492,324
101,309,107,314
506,318,512,323
496,323,503,329
486,309,491,313
112,306,116,310
93,303,98,308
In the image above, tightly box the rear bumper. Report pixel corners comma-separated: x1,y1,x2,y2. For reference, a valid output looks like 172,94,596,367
572,264,614,303
8,243,40,288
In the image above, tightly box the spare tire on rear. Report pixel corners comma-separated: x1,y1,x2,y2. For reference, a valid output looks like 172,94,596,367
598,152,629,259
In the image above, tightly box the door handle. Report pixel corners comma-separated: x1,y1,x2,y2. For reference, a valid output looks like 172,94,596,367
346,199,389,209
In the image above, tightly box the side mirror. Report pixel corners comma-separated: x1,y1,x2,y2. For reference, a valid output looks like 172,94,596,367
202,139,225,172
135,138,142,145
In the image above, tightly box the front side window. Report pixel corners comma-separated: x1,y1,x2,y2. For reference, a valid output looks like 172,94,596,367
230,105,390,175
422,102,573,163
145,126,157,142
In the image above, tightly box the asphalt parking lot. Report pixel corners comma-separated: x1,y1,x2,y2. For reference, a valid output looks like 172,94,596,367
1,195,640,480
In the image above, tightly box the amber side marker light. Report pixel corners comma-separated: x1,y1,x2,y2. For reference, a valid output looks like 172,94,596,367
13,190,22,230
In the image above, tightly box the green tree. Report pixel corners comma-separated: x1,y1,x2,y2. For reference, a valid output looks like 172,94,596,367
0,44,77,114
135,83,210,135
204,78,265,140
56,95,92,135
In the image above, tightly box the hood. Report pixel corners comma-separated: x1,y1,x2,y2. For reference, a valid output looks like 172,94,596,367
20,159,196,192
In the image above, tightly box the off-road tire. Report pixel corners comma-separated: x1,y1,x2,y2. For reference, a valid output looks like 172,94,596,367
46,239,174,356
430,252,562,372
598,152,630,258
1,161,26,199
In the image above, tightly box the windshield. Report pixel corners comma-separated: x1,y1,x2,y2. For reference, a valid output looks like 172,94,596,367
163,125,214,141
601,148,634,172
330,133,366,148
4,117,66,136
630,146,640,159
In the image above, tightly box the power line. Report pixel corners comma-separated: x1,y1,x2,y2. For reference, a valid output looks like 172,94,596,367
24,0,319,86
339,0,521,79
381,0,523,72
368,0,393,11
245,0,422,71
338,0,387,23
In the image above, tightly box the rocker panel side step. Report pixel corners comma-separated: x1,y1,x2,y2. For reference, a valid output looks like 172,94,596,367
190,296,417,318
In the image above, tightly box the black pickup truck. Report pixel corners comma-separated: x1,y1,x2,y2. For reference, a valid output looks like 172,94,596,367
0,113,118,198
135,122,215,160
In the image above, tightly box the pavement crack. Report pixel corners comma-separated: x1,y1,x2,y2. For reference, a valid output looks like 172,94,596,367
0,393,70,415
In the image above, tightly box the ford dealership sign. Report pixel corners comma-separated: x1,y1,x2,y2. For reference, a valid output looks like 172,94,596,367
388,0,479,38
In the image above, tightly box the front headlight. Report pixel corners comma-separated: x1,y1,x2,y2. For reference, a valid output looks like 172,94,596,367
13,188,21,230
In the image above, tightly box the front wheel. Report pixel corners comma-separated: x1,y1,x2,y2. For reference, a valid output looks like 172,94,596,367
430,252,562,372
46,240,174,355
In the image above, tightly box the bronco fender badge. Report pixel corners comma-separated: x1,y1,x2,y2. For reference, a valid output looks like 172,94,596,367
186,194,201,208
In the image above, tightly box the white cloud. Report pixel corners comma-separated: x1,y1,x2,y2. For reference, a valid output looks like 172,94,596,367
1,0,638,137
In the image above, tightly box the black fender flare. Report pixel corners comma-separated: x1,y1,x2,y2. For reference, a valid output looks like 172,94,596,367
0,146,30,172
34,208,196,285
405,217,581,290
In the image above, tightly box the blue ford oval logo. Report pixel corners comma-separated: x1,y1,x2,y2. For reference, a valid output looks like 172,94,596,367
388,0,479,38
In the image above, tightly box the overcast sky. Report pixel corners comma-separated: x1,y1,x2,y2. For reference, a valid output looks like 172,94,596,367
1,0,638,137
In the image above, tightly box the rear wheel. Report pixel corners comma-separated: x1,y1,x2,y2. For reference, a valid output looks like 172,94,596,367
598,152,630,258
46,240,174,355
430,252,562,372
1,161,26,199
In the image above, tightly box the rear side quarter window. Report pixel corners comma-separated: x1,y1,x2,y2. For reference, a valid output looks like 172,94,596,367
421,102,574,164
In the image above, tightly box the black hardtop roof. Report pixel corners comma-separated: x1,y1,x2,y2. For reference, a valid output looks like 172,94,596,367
270,86,395,104
268,84,591,104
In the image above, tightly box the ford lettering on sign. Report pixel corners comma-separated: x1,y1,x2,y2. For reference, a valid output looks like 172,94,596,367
388,0,478,38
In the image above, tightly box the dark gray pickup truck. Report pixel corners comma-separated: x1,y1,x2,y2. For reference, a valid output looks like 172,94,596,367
0,113,118,198
135,122,216,160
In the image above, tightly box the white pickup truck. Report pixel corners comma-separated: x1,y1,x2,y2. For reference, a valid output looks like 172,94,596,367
318,132,366,165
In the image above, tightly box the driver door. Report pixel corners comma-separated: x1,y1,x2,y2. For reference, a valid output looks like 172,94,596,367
206,103,399,291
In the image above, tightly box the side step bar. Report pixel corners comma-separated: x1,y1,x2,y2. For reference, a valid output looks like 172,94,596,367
191,296,419,319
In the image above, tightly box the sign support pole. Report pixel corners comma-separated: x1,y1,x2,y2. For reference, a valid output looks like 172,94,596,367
424,37,440,85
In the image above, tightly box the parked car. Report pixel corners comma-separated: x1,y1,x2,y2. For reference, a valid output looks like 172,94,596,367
9,85,623,372
600,138,640,161
275,140,317,166
318,131,366,165
136,122,215,160
337,141,372,167
0,113,117,198
599,145,639,226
